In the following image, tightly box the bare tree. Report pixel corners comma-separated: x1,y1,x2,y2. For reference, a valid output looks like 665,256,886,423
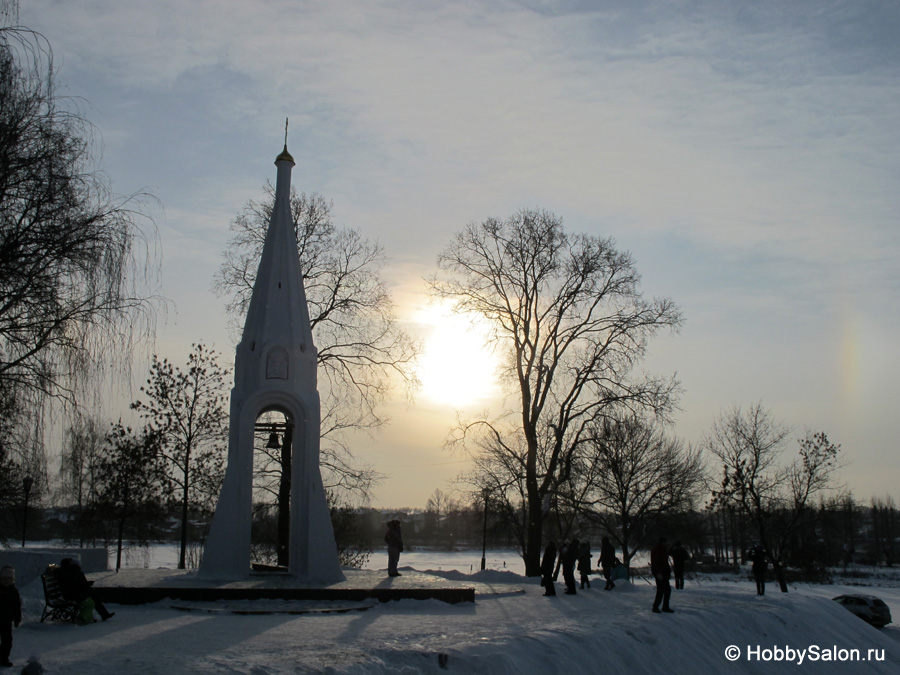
131,343,229,569
328,490,375,569
0,377,49,540
0,379,40,542
95,423,169,571
871,495,898,567
432,209,681,575
705,404,842,592
1,9,159,531
57,415,108,545
0,22,158,405
425,488,455,518
213,187,418,500
568,415,705,567
425,488,459,542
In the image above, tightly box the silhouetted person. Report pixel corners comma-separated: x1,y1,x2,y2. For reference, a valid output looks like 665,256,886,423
749,544,768,595
58,558,114,622
553,540,566,581
650,537,673,613
600,536,616,590
577,541,592,589
670,540,689,590
0,565,21,668
385,520,404,577
541,541,558,596
562,537,579,595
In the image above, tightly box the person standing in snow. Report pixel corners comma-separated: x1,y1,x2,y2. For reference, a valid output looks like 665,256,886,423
553,540,566,581
0,565,22,668
748,544,768,596
577,541,592,590
599,536,616,590
385,520,404,577
562,537,579,595
670,540,689,590
540,541,558,596
650,537,674,613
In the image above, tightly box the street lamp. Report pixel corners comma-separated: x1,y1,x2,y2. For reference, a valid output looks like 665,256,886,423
481,487,490,571
21,476,33,547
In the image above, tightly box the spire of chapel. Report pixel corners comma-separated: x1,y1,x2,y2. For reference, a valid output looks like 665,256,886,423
234,129,316,391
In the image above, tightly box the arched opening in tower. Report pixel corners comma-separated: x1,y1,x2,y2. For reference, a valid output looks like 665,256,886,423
251,408,294,569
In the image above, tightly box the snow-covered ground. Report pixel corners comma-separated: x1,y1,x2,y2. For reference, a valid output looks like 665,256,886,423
6,549,900,674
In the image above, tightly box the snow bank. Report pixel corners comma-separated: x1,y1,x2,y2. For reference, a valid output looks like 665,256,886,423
8,569,899,674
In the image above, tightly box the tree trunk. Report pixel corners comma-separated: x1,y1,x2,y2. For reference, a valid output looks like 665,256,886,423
116,511,125,572
277,426,292,567
524,493,543,576
179,468,189,570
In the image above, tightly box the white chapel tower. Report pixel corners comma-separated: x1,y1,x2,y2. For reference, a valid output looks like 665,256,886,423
200,139,344,582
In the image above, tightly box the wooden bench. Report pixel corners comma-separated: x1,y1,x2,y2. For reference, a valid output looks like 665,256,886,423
40,564,79,623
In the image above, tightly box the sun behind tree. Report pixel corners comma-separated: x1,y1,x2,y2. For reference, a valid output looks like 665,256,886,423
431,208,682,576
416,301,501,408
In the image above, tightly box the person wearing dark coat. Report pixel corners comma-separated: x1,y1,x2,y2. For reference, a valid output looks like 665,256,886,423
577,541,592,589
562,538,579,595
57,558,114,621
650,537,673,613
385,520,404,577
0,565,22,668
540,541,558,596
749,544,768,595
553,541,566,581
599,536,617,590
670,540,689,590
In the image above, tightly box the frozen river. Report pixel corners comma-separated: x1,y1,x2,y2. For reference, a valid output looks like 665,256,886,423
106,542,528,575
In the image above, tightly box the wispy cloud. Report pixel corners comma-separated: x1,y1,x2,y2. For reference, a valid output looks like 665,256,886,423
22,0,900,503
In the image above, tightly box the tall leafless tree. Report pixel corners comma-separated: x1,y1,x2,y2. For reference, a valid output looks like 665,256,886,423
567,414,706,567
705,403,842,592
432,209,681,575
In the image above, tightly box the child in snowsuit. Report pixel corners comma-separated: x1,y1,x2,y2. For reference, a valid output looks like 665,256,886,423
0,565,22,668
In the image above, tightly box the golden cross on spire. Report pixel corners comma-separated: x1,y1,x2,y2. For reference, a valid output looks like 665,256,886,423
275,118,294,163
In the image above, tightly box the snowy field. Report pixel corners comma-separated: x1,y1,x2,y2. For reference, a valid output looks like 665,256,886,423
5,547,900,674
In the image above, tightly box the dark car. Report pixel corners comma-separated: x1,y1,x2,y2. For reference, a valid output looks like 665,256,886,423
832,594,892,628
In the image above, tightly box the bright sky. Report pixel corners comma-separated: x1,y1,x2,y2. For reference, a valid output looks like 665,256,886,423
22,0,900,508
